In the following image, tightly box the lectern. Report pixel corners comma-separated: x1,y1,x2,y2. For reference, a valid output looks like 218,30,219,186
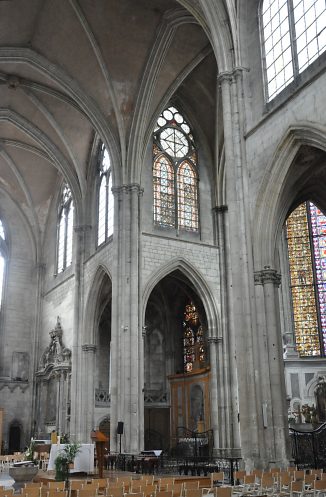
91,430,108,478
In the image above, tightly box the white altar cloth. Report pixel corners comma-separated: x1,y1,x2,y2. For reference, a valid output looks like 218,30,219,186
48,444,94,473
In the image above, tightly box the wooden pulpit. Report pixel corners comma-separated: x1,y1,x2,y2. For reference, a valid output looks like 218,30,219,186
91,430,108,478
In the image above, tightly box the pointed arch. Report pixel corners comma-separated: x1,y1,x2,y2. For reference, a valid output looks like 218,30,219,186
142,258,220,336
83,264,112,344
253,123,326,269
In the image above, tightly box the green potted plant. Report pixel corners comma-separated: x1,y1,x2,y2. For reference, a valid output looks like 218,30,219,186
54,442,81,482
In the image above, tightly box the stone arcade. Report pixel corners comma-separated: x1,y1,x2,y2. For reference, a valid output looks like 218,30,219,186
0,0,326,470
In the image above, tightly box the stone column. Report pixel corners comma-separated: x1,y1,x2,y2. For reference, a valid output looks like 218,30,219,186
218,69,260,466
70,225,89,441
110,184,143,453
81,344,97,438
207,336,221,450
255,267,290,466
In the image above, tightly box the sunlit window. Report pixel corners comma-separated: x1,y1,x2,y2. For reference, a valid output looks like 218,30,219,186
261,0,326,101
153,106,199,232
57,183,74,274
286,201,326,356
0,220,6,308
97,142,114,246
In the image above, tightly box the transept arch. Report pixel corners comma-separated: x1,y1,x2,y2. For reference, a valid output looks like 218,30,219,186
253,123,326,269
142,258,220,335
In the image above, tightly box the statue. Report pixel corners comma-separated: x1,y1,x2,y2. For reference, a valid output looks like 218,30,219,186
315,376,326,422
38,317,71,370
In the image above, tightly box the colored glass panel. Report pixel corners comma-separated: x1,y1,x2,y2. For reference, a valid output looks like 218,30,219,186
183,302,205,373
177,162,199,231
309,202,326,353
153,155,175,227
153,106,199,231
286,202,320,356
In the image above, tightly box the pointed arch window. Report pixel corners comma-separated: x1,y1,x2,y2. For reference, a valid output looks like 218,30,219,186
97,142,114,246
183,301,205,372
0,220,7,308
286,201,326,356
261,0,326,101
57,183,74,274
153,106,199,232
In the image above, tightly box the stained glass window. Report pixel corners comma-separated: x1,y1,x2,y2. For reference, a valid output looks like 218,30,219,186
286,201,326,356
57,183,74,274
97,142,114,246
261,0,326,101
183,302,205,373
153,106,199,232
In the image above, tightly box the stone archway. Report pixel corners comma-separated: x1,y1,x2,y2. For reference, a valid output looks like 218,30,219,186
144,269,211,451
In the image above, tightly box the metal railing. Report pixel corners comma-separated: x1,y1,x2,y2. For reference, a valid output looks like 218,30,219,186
290,422,326,468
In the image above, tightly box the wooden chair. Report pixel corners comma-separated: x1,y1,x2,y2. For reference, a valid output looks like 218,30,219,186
46,491,68,497
21,488,42,497
294,471,306,482
310,470,323,479
142,486,157,497
259,475,276,496
170,484,183,497
48,483,66,491
124,493,144,497
105,487,125,497
313,479,326,497
210,473,224,488
158,480,175,492
140,477,155,486
305,475,317,489
216,488,232,497
184,489,202,497
291,480,305,497
77,489,98,497
233,471,246,486
154,491,173,497
184,483,200,491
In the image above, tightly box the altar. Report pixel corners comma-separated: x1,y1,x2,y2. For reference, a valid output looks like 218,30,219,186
48,444,94,473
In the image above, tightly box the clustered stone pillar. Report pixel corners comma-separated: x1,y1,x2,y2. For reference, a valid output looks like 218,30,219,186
81,344,97,438
254,267,290,466
110,184,143,454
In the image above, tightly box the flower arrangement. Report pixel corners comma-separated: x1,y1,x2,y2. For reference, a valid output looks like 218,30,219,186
54,442,81,482
24,439,37,464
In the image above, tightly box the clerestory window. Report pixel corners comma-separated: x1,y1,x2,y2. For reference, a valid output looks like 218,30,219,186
286,201,326,357
261,0,326,101
0,220,7,308
56,183,74,274
97,142,114,246
153,106,199,232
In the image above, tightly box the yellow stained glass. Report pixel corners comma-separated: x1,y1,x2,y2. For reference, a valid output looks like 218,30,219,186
286,202,320,356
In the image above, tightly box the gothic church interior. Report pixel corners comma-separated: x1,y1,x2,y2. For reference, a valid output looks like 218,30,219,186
0,0,326,469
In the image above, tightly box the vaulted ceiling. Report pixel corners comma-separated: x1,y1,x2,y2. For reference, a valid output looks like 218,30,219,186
0,0,234,252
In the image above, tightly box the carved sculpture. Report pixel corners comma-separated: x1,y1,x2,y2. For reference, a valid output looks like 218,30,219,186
39,317,71,370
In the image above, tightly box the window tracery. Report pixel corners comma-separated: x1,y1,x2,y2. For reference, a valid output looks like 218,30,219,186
153,106,199,232
286,201,326,356
261,0,326,101
97,142,114,246
57,183,74,274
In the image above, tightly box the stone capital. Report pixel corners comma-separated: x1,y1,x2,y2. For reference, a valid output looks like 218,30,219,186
213,205,228,214
207,336,223,344
74,224,92,233
82,344,96,353
254,267,281,287
112,184,144,197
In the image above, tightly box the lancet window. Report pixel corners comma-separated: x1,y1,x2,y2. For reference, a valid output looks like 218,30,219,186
261,0,326,101
183,302,205,372
97,142,114,246
153,106,199,232
0,220,7,308
286,201,326,356
57,183,74,274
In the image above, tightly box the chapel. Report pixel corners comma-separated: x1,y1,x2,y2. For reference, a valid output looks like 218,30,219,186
0,0,326,470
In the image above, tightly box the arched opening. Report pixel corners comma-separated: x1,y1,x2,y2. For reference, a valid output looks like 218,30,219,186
144,269,211,451
8,422,21,453
94,273,112,428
